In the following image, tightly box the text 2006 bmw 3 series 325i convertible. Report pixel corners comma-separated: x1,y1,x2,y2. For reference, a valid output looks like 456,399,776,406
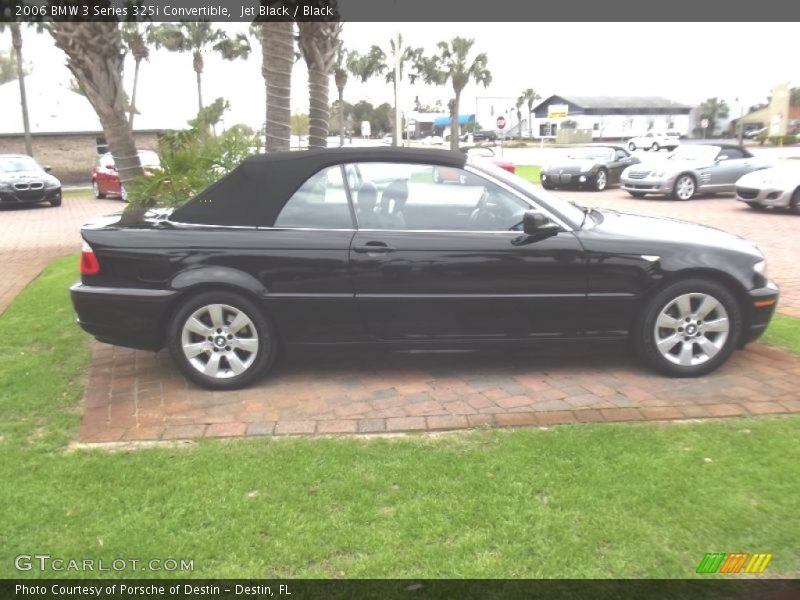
70,148,778,390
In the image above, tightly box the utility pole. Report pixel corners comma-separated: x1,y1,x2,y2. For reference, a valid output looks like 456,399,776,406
394,31,402,147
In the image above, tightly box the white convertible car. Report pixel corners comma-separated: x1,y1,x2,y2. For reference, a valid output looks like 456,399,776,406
736,165,800,213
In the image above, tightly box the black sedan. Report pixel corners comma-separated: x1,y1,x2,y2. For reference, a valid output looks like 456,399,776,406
71,148,778,390
0,154,62,207
540,145,639,192
472,130,498,142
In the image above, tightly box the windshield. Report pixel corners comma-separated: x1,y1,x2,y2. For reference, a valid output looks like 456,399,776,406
667,145,719,161
566,147,612,161
470,160,586,227
0,156,41,173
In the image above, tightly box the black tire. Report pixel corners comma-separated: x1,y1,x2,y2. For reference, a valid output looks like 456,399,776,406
633,278,742,377
744,202,767,211
790,188,800,215
627,192,646,199
672,174,696,201
167,290,277,390
92,180,105,199
594,168,608,192
628,142,636,152
651,142,660,152
49,197,62,207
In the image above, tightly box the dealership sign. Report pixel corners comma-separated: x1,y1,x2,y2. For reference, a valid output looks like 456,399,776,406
548,104,569,118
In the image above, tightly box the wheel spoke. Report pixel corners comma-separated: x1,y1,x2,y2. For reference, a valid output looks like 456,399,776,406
236,337,259,353
675,295,692,318
678,341,695,365
227,353,247,375
228,311,251,334
203,353,222,377
207,304,225,329
186,317,212,337
183,342,207,358
703,317,729,333
697,336,720,358
694,296,719,320
656,333,681,353
656,313,680,330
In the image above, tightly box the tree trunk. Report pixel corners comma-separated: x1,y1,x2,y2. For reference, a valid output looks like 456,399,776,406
528,103,533,139
392,78,398,147
129,57,141,128
337,85,345,147
307,65,329,149
450,90,461,152
11,25,32,157
193,51,204,114
261,22,293,153
50,23,143,192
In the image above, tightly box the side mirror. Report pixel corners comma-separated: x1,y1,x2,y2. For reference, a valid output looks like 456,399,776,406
44,166,52,173
522,210,559,236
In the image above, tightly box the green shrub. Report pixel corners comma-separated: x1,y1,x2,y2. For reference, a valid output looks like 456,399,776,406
128,98,262,208
766,134,798,146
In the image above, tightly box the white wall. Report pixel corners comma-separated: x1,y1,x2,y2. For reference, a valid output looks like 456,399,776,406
531,113,691,139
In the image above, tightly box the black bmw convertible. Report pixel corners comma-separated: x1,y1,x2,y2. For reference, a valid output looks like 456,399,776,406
540,145,639,192
71,147,778,389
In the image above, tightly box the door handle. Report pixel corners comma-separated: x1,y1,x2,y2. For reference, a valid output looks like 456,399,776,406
353,242,396,253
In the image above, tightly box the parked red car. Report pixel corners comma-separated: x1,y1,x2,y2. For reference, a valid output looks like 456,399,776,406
91,150,160,201
434,147,515,183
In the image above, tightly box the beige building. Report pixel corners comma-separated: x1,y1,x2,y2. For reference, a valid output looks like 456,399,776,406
734,83,800,137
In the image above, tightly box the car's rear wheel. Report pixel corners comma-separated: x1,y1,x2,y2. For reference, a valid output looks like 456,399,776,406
594,168,608,191
168,291,277,390
651,142,660,151
634,278,741,377
92,180,105,199
628,142,636,152
627,192,646,198
790,188,800,215
673,174,696,200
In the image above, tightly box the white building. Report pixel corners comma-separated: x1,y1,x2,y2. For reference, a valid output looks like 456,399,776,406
530,95,693,140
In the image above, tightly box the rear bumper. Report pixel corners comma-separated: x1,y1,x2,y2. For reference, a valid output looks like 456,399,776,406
742,280,780,345
70,282,177,351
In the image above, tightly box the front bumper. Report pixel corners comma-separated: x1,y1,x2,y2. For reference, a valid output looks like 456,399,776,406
541,170,596,187
742,280,780,345
736,186,793,208
0,186,61,205
70,282,177,351
620,176,676,195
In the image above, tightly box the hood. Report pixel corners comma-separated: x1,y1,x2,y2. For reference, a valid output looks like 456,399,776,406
544,159,599,172
737,166,800,188
0,169,60,187
591,209,762,257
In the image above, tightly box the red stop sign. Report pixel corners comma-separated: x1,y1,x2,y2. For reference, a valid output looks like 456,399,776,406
496,116,506,129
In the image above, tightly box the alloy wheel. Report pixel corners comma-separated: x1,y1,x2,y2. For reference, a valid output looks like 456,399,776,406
595,170,607,191
653,293,729,367
180,303,260,379
675,175,695,200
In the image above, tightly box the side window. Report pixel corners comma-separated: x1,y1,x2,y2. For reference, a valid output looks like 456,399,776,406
274,166,354,229
718,148,744,160
350,162,527,232
615,149,628,160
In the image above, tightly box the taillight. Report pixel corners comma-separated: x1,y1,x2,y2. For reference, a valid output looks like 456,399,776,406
80,241,100,275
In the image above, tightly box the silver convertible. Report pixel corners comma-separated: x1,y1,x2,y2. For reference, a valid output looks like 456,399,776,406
620,144,771,200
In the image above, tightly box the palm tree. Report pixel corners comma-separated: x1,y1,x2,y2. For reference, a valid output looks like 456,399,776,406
414,37,491,151
254,22,294,152
519,88,540,139
149,23,250,115
0,23,34,156
383,35,421,146
515,97,524,140
49,22,143,186
337,44,387,146
120,23,150,129
297,21,340,149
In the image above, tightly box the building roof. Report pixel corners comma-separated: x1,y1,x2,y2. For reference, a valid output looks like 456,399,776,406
0,74,177,135
534,94,692,112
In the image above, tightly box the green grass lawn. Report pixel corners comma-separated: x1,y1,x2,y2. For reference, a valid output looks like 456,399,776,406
514,164,540,183
1,256,799,579
63,188,92,200
761,315,800,354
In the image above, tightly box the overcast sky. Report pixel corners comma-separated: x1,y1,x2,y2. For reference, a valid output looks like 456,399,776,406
10,22,799,131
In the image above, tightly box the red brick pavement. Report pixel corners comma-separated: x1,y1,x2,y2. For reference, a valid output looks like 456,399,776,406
0,196,122,314
78,343,800,442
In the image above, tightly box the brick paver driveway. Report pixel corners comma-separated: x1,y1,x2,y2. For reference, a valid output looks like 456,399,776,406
1,191,797,443
0,195,121,313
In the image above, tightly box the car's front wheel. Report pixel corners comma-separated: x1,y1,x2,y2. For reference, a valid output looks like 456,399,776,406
594,168,608,191
49,195,62,207
790,188,800,215
651,142,660,151
168,291,277,390
627,191,646,198
628,142,636,152
541,179,556,190
634,278,741,377
744,202,766,211
673,174,696,200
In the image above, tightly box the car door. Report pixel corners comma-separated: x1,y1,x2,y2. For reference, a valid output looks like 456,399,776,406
709,147,753,189
346,162,586,341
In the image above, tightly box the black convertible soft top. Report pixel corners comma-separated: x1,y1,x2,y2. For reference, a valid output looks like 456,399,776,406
170,147,467,227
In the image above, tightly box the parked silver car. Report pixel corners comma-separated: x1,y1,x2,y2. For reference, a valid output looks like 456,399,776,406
620,144,771,200
735,165,800,213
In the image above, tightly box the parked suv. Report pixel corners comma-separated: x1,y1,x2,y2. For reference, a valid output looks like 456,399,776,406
627,131,681,152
